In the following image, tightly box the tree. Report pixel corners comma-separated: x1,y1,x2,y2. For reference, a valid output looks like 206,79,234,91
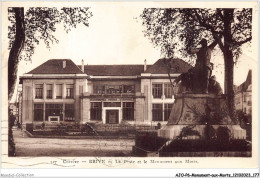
140,8,252,122
8,7,93,101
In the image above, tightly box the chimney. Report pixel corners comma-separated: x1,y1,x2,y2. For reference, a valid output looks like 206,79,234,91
81,59,84,73
144,59,147,71
63,60,66,68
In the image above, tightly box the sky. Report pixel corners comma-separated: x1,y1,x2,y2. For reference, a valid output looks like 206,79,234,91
3,3,255,102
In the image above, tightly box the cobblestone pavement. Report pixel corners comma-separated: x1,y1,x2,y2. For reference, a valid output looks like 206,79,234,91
13,129,135,157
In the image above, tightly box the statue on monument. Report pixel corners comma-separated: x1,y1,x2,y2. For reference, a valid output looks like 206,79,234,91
158,39,246,142
173,38,222,94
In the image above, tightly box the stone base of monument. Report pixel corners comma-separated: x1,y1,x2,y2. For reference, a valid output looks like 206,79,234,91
158,125,246,140
132,94,250,156
158,93,246,140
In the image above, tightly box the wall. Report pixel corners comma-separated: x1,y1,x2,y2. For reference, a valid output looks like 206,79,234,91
22,78,86,124
235,84,252,115
22,75,180,125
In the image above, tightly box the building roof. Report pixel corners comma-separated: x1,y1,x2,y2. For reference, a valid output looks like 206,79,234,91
26,58,192,76
235,70,252,93
80,65,151,76
27,59,84,74
144,58,192,74
81,58,192,76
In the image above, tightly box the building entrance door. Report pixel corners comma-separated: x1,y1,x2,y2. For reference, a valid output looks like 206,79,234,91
106,110,119,124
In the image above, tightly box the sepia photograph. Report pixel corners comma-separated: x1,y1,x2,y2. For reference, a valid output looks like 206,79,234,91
1,1,258,170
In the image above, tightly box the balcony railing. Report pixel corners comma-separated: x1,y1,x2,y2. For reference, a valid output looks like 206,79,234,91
91,93,135,96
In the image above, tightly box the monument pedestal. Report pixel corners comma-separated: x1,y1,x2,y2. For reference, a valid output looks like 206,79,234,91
158,125,246,140
158,94,246,140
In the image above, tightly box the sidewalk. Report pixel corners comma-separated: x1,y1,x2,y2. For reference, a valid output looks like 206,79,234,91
12,127,29,138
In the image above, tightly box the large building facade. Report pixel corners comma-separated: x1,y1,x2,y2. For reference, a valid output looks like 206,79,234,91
235,70,252,116
19,58,192,128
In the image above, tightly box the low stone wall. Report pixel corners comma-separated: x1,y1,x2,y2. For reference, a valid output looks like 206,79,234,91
158,125,246,140
159,151,251,157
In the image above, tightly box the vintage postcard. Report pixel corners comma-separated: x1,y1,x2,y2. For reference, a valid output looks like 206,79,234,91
1,1,259,172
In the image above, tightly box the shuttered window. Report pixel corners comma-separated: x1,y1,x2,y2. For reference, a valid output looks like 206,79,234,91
66,84,74,99
34,104,43,121
65,104,75,121
123,102,134,120
56,84,62,99
152,104,163,121
164,103,173,121
90,102,102,120
35,84,43,99
164,83,173,98
46,84,53,99
152,84,162,99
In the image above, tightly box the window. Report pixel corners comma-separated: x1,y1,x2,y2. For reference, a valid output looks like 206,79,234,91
123,85,135,93
106,85,122,94
164,103,173,121
123,102,134,120
45,104,63,121
65,104,75,122
35,84,43,99
244,94,248,102
46,84,53,99
66,84,74,98
164,83,173,98
90,102,102,120
249,108,252,115
152,104,163,121
152,84,162,98
56,84,62,99
94,85,105,94
94,85,135,94
34,104,43,121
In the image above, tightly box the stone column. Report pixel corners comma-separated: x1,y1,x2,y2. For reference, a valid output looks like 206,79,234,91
74,80,80,123
43,83,46,100
135,97,145,123
82,97,90,123
43,103,46,122
141,78,152,122
53,83,56,99
22,80,33,124
62,83,66,99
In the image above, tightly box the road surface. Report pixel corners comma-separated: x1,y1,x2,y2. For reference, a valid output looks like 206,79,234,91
13,128,135,157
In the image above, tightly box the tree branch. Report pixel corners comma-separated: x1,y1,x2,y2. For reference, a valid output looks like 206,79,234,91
193,9,223,35
212,34,224,51
217,9,224,21
233,36,252,46
208,39,218,49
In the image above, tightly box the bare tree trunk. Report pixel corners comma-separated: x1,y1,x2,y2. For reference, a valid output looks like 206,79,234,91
223,9,237,124
8,8,25,102
224,61,228,94
224,51,237,124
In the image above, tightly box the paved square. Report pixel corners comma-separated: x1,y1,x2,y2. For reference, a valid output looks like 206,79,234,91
13,129,135,157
